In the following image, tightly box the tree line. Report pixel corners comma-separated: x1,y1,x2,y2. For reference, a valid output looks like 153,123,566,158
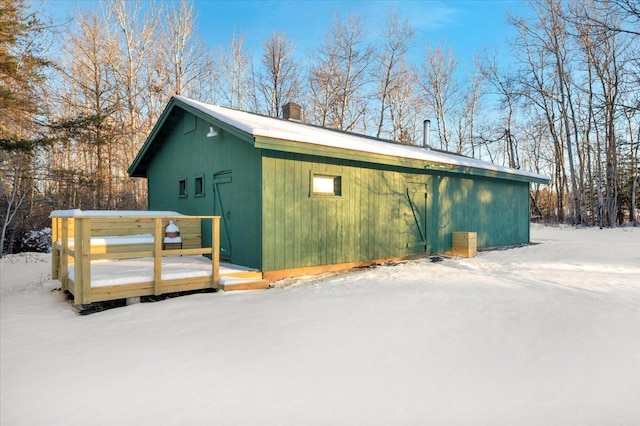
1,0,638,254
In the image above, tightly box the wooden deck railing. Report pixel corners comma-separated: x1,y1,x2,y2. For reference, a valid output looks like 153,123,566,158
51,213,220,306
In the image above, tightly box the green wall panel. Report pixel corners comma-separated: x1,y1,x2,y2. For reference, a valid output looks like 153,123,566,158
425,173,530,252
261,151,531,272
146,111,262,269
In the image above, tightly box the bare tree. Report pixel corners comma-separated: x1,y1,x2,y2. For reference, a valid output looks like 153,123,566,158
49,11,122,210
215,30,252,110
107,0,159,208
308,34,340,127
584,0,640,36
374,9,414,139
141,0,214,126
480,51,521,167
509,0,587,223
421,42,458,151
455,57,486,156
309,13,373,132
157,0,202,96
571,0,634,225
387,60,422,144
257,32,301,117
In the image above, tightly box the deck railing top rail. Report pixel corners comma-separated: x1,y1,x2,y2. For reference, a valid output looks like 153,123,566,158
49,209,216,219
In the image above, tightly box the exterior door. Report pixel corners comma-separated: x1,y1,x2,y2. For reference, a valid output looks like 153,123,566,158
213,170,232,259
404,182,428,255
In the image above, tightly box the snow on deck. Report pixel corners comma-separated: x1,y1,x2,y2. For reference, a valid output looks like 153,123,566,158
68,256,213,287
66,256,257,287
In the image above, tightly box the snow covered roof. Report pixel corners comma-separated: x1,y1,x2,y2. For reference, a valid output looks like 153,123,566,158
130,95,549,183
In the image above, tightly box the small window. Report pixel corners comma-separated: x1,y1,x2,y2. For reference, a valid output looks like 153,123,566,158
178,178,187,197
194,175,204,196
312,174,342,196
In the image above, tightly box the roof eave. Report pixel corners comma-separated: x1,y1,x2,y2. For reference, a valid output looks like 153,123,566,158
254,136,549,184
128,99,178,178
128,96,254,178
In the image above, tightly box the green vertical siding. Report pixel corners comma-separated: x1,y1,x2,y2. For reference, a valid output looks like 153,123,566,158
261,151,531,272
426,173,529,252
146,111,262,269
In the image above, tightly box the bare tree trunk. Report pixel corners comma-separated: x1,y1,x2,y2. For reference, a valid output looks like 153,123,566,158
632,123,639,225
1,155,33,255
421,43,458,151
374,10,414,139
309,13,372,133
110,0,159,208
257,32,301,117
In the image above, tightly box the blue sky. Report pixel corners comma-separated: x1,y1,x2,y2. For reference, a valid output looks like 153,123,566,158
45,0,530,71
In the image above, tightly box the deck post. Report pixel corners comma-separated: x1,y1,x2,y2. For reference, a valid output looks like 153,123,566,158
73,218,81,305
153,217,163,296
212,216,220,287
80,218,91,305
51,217,59,279
60,218,69,290
73,217,91,305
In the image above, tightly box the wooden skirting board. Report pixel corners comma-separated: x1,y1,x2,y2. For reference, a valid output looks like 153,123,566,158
263,257,404,282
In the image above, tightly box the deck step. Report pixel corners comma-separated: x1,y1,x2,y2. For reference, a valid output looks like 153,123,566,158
218,262,268,291
221,270,263,280
218,277,269,291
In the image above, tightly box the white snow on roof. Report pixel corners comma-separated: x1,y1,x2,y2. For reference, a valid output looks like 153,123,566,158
175,95,548,182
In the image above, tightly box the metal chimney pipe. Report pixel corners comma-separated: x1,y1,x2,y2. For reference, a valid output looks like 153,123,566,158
423,119,431,148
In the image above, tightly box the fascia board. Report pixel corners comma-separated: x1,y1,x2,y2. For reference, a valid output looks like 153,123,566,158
254,136,550,185
128,99,255,178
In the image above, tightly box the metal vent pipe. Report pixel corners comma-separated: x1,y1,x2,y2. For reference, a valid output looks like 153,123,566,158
423,119,431,148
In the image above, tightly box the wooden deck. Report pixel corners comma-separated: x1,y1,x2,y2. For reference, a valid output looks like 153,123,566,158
51,211,268,310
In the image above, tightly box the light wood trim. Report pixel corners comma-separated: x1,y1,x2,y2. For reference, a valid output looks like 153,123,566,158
153,218,163,296
92,251,155,260
263,256,403,281
161,276,214,294
212,216,220,286
160,248,211,256
51,218,59,279
90,243,155,254
90,282,154,302
60,218,69,289
81,218,92,305
73,220,81,304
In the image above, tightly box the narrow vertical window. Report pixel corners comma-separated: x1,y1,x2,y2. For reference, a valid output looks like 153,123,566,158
178,178,187,197
194,175,204,196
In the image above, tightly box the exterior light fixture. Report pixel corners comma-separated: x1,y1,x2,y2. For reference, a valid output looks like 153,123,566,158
206,126,219,137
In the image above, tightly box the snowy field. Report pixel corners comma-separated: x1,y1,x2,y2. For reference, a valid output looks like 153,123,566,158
1,225,639,425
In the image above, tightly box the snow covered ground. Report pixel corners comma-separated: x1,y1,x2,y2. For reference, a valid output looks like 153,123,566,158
1,225,639,425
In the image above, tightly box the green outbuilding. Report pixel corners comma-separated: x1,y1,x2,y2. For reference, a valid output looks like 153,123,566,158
128,95,548,279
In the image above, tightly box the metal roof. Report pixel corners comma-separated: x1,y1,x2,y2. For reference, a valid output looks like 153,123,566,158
129,95,550,185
